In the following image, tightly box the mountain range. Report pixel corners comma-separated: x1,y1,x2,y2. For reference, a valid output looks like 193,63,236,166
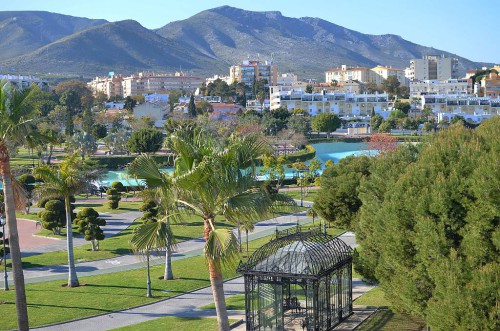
0,6,489,79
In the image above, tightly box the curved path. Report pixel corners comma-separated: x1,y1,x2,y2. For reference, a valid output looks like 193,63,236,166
2,202,372,330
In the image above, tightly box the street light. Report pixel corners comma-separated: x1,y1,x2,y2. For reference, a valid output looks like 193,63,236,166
0,214,8,291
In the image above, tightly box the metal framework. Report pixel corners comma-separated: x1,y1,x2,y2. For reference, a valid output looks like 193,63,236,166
237,227,353,331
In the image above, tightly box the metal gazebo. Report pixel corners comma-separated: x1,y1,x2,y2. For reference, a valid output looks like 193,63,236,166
237,227,353,331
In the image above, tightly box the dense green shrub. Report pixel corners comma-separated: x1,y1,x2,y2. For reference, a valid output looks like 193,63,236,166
139,199,159,224
110,181,125,192
74,207,106,251
37,200,66,235
88,155,173,169
106,188,121,209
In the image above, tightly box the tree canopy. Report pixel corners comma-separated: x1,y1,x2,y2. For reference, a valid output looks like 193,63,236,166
355,118,500,330
311,113,341,137
126,129,163,154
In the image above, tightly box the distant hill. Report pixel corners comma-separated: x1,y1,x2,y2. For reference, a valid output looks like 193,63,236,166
0,7,491,78
0,11,107,61
1,19,219,76
157,6,487,79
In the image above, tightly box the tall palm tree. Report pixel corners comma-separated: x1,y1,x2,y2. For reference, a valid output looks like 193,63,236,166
128,155,179,281
170,130,295,331
34,155,100,287
0,82,44,331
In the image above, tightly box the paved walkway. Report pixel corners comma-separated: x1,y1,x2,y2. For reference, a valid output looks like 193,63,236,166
34,276,374,331
3,206,317,285
4,201,374,330
18,211,141,258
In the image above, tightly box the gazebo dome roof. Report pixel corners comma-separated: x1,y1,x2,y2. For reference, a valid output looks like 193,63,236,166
238,228,352,277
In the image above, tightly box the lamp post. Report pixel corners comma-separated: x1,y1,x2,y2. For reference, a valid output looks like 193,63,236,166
0,214,8,291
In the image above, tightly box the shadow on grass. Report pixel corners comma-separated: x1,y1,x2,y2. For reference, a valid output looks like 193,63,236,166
27,302,114,312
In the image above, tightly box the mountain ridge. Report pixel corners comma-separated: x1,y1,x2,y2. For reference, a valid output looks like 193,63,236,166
0,7,490,79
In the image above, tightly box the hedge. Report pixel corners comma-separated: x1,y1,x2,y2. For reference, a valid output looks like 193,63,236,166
89,155,174,169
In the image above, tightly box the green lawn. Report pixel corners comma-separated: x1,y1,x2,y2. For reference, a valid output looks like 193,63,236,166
0,228,285,329
111,317,238,331
354,287,426,330
281,187,318,202
200,294,245,310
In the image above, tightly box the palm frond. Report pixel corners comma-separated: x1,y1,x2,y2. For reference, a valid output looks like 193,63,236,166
130,221,177,255
204,228,239,272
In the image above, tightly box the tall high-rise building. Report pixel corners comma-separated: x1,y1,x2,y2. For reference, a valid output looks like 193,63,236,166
408,55,458,81
230,60,277,88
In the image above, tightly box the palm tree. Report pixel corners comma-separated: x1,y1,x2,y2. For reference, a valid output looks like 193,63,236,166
34,155,100,287
170,130,295,331
128,155,179,281
0,82,44,330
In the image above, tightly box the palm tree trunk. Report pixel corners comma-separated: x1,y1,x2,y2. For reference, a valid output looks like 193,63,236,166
204,219,230,331
0,153,30,331
237,220,242,253
164,213,173,280
65,197,79,287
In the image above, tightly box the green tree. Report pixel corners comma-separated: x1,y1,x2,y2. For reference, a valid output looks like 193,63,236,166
314,155,371,229
421,106,433,122
82,107,94,134
381,75,401,97
74,208,106,251
288,114,311,135
70,131,97,160
305,84,313,93
128,155,181,281
34,155,100,287
370,114,384,131
106,188,121,209
37,200,66,235
311,113,341,138
103,128,131,155
171,130,295,330
92,123,108,139
124,96,137,112
393,101,411,114
0,82,43,330
127,129,163,154
356,119,500,329
423,122,434,132
18,174,36,214
188,94,196,118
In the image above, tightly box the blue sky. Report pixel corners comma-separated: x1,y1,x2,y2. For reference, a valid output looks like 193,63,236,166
1,0,497,64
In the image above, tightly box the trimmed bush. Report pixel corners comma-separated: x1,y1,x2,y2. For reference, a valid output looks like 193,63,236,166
38,200,66,235
110,181,125,193
74,207,106,251
106,188,121,209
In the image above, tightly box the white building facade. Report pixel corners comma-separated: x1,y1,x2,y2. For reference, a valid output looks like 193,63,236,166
408,55,459,81
270,86,389,118
420,94,500,123
410,79,469,97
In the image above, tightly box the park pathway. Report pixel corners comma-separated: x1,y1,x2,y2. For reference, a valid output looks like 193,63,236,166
17,211,141,257
3,201,373,330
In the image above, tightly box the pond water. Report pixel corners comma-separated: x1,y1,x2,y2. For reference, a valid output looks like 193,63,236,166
0,142,373,189
97,142,373,186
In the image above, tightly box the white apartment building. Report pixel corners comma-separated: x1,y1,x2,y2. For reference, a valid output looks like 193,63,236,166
88,72,203,98
122,72,203,97
230,60,277,88
325,64,406,86
420,94,500,117
370,65,406,86
0,74,48,90
325,65,372,84
408,55,458,81
277,73,298,87
270,86,389,118
88,74,124,98
410,79,469,97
